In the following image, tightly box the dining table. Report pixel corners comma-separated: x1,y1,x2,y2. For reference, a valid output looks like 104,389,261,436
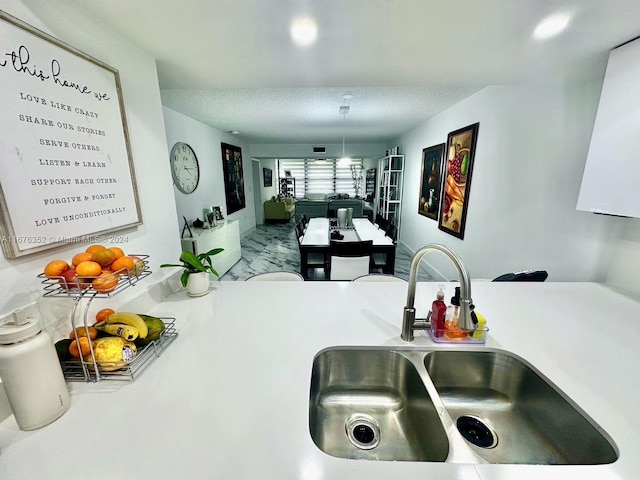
299,217,396,278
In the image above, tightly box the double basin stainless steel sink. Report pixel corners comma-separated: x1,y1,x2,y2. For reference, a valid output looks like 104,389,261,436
308,347,618,464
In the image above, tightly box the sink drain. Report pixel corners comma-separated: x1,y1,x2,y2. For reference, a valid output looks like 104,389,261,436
345,414,380,450
457,415,498,449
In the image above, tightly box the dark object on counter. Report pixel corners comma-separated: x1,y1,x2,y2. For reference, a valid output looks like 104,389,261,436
330,230,344,240
492,270,548,282
192,218,204,229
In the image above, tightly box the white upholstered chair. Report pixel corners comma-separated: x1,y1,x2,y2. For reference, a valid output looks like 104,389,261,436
245,272,305,281
328,240,373,281
352,274,407,282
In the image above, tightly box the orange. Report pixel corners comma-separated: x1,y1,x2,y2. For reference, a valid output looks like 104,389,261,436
95,308,115,323
44,259,70,278
91,249,116,268
69,336,92,358
110,256,134,274
92,271,119,292
107,247,125,260
69,326,98,341
71,252,93,267
85,244,106,254
76,261,102,277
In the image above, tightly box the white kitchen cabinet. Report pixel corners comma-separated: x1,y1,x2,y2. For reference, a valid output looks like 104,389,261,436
181,219,241,277
577,37,640,217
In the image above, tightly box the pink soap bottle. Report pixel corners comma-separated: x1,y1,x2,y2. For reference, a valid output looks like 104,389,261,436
431,284,447,337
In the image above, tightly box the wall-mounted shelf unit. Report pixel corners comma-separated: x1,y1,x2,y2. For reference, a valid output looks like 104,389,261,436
279,177,295,197
377,154,404,231
366,168,377,201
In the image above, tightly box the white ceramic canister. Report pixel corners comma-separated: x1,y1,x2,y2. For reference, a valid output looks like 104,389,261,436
346,207,354,227
0,313,70,431
337,208,347,228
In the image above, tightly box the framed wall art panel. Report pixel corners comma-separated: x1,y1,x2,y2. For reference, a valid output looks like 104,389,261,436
0,11,142,258
438,123,479,239
220,143,245,215
263,167,272,187
418,143,445,221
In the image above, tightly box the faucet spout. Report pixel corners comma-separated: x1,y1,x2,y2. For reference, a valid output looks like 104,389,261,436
401,244,474,341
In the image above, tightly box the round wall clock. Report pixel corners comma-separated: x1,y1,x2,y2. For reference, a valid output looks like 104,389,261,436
170,142,200,194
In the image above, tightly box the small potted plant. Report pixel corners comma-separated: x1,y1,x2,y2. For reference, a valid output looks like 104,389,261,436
161,248,224,296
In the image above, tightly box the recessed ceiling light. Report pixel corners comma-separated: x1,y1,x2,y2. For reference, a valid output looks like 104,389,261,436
533,14,570,40
290,18,318,46
228,130,241,135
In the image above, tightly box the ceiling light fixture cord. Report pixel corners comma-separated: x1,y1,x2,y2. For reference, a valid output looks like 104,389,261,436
342,110,346,158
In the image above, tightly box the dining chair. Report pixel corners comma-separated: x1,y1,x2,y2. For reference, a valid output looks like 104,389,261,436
352,274,407,282
296,227,327,280
374,214,388,231
328,240,373,281
371,223,397,273
295,221,305,242
384,223,398,243
301,214,309,227
246,272,305,281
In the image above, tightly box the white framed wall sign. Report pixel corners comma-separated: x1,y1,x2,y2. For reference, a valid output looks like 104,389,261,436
0,11,142,258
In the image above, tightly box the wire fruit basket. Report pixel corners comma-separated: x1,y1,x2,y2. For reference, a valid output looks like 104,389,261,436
38,255,178,382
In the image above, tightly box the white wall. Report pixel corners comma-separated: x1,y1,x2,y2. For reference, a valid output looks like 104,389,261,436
250,142,386,159
0,0,182,418
0,0,181,317
162,107,256,236
397,83,625,282
258,158,278,200
605,220,640,298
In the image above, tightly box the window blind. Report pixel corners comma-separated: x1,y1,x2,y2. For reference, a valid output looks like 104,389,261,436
278,159,363,198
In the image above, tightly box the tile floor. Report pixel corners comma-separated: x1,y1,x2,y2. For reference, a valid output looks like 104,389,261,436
220,221,424,281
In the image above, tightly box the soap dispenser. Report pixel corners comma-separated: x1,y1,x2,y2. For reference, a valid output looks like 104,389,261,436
445,286,461,329
431,284,447,337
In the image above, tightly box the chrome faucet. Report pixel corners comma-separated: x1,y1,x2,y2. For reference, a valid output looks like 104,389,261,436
402,244,474,341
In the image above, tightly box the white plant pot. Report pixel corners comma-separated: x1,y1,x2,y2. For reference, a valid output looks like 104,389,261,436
186,271,210,296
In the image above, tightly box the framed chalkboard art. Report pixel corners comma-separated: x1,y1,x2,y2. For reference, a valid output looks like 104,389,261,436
0,11,141,258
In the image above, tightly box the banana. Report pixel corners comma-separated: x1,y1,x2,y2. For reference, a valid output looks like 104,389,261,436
94,322,139,341
105,312,148,339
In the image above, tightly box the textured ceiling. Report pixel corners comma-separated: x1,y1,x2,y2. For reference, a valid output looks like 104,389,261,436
70,0,640,143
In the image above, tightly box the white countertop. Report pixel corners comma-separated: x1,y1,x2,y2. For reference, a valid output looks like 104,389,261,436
1,281,638,479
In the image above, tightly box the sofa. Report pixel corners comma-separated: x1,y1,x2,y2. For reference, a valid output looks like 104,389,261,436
295,194,372,221
295,198,329,220
327,199,363,218
264,198,295,223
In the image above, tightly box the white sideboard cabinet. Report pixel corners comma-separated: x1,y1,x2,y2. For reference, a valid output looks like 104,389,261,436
577,37,640,218
181,220,241,277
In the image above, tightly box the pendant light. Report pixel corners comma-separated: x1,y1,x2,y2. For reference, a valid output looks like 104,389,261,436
338,94,352,167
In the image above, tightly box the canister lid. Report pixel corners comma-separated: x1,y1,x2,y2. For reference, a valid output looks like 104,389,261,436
0,318,42,345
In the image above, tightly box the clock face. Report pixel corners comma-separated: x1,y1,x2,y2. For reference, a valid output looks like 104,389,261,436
170,142,200,194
